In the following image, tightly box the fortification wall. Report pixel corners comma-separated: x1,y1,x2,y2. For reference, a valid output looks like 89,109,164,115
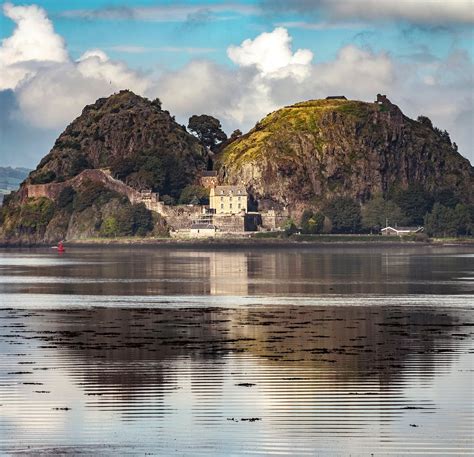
160,205,203,230
213,214,245,232
22,169,168,214
260,211,288,230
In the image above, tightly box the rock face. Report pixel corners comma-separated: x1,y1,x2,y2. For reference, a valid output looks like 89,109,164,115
217,97,473,214
27,90,208,192
0,91,209,243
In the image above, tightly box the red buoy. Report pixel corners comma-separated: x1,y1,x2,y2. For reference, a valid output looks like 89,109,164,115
57,241,65,253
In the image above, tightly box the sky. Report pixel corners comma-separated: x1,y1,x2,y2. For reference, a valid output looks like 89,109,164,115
0,0,473,168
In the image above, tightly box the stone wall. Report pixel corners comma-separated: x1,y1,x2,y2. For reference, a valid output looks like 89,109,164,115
160,205,203,230
213,214,245,232
21,169,169,214
260,210,288,230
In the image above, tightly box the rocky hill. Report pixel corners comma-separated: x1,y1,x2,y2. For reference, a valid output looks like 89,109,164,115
27,90,208,196
217,95,473,214
1,92,473,243
1,91,209,243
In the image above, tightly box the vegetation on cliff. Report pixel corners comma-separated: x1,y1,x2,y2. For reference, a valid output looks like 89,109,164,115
28,90,208,198
1,91,473,243
218,96,473,213
1,90,206,243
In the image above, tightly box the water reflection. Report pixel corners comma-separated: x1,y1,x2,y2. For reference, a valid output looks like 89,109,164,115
0,245,473,297
0,246,473,455
1,305,473,455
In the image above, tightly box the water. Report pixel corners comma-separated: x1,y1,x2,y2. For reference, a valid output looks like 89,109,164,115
0,245,473,455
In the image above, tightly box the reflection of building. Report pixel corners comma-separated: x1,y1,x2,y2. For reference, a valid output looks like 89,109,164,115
381,226,423,236
209,251,249,295
210,186,247,215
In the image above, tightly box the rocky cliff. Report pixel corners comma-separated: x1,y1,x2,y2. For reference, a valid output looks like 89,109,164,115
217,96,473,214
27,90,208,196
2,92,473,243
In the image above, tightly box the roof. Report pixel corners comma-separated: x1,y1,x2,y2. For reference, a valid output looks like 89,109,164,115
381,226,423,232
191,223,216,230
326,95,347,100
213,185,247,196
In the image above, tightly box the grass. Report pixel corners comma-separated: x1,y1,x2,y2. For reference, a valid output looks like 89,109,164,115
291,234,407,242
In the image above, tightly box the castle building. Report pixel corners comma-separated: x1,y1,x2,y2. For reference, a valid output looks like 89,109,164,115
209,185,247,215
200,171,218,189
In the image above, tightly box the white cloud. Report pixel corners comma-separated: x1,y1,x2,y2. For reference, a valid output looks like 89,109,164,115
60,3,258,22
0,3,149,129
17,51,150,129
0,2,67,90
155,32,394,132
328,0,474,25
227,27,313,80
153,30,472,162
264,0,474,26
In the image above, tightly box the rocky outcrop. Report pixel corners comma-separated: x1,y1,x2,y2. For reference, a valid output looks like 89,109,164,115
26,90,208,193
1,91,210,243
217,96,473,215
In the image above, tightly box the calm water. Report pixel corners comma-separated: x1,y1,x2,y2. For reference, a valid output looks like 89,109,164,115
0,245,473,455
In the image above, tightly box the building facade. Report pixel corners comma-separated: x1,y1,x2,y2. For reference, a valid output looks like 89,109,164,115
209,185,247,215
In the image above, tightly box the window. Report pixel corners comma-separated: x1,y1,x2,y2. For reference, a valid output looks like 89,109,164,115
238,196,241,200
220,203,224,209
230,204,232,209
220,196,223,201
238,203,241,209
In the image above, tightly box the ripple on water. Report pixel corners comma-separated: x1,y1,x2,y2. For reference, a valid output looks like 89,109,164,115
0,305,473,456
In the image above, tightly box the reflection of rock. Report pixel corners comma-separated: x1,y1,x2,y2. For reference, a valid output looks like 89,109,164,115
7,306,470,401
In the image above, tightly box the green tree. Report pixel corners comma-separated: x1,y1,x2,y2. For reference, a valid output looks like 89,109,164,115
324,197,362,233
391,186,434,225
126,170,155,191
433,189,460,209
188,114,227,152
179,185,209,205
424,204,455,237
57,186,76,211
100,217,120,237
452,204,473,236
18,197,55,234
300,209,324,234
362,196,406,232
73,181,119,212
283,218,298,236
110,157,136,182
131,203,153,236
161,195,175,205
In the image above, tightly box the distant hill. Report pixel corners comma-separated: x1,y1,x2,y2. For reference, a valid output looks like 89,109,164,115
0,166,31,191
0,167,31,205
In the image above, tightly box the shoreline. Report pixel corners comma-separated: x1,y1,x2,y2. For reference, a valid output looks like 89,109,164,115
1,235,473,249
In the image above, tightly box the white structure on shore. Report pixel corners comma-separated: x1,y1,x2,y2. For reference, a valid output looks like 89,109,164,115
381,226,424,236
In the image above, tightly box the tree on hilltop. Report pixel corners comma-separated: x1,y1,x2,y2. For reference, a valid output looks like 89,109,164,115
188,115,227,152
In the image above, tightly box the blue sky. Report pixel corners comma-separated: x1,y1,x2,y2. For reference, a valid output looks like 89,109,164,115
0,1,473,167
